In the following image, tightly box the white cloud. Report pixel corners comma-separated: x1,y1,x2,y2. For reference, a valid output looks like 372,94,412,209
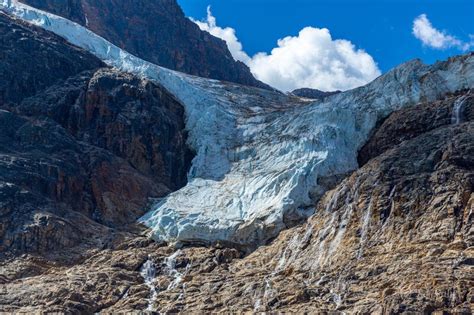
191,7,381,92
412,14,472,51
191,6,251,65
248,27,381,92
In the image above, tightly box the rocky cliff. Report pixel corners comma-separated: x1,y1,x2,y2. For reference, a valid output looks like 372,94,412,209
18,0,271,90
0,12,104,105
0,13,193,254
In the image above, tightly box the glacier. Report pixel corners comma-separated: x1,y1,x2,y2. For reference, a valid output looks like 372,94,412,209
2,0,474,246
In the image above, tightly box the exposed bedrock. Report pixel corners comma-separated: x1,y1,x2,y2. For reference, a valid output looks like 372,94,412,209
0,13,193,254
0,12,104,105
358,89,474,165
291,87,341,100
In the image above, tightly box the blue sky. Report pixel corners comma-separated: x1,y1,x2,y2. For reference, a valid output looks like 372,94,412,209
179,0,474,91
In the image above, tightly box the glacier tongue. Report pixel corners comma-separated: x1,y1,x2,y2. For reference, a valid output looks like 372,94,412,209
2,1,474,246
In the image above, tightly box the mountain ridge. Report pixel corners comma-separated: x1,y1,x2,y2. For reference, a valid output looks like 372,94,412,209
291,88,341,100
18,0,272,90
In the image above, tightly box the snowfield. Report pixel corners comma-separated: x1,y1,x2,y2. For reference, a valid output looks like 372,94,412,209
2,0,473,246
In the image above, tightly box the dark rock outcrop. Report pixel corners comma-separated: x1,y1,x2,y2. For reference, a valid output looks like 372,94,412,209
291,88,341,100
358,90,474,165
17,68,194,191
0,109,161,252
0,14,193,254
20,0,271,90
0,13,104,105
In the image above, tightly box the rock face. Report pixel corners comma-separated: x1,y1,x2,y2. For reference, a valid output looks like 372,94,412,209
291,88,341,100
0,14,192,254
17,68,194,191
359,90,474,165
0,13,104,105
19,0,271,90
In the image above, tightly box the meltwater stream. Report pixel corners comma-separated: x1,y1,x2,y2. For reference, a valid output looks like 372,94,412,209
140,259,158,311
2,1,473,247
451,95,468,124
139,251,189,311
163,250,188,291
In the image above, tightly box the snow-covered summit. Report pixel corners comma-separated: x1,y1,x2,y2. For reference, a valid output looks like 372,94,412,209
2,0,473,246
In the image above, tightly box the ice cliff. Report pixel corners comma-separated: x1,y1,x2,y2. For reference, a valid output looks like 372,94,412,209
2,0,473,246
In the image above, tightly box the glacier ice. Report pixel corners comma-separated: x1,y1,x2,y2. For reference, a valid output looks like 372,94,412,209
2,0,474,246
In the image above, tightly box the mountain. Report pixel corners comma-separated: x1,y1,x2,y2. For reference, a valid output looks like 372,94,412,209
18,0,271,90
5,1,473,250
1,1,474,313
291,88,341,100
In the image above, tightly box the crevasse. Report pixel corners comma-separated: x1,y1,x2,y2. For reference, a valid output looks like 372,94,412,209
2,0,473,246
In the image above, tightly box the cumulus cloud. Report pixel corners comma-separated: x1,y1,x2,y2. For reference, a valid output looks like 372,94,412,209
412,14,472,51
192,7,381,92
191,7,251,64
248,28,381,92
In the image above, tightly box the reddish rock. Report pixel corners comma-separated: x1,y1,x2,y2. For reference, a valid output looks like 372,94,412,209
20,0,272,90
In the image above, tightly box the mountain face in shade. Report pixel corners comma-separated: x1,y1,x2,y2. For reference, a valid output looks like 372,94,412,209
0,13,193,253
19,0,271,90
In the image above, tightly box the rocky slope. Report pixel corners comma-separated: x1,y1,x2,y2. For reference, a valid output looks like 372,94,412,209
18,0,271,90
0,13,192,254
